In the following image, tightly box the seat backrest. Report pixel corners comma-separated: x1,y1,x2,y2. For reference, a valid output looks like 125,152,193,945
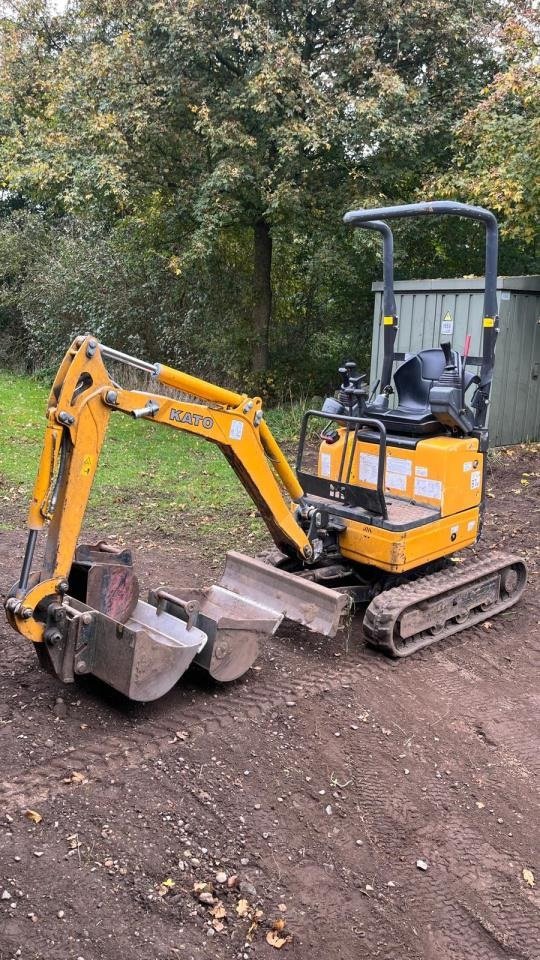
393,353,437,411
394,347,475,412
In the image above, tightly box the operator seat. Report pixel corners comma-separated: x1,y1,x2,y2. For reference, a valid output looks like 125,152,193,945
366,348,476,436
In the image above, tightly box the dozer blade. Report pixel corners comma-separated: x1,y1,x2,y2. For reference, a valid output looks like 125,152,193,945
149,552,351,683
220,551,351,637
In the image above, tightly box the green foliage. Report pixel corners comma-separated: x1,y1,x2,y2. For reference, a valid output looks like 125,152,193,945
0,0,536,395
0,369,306,542
436,12,539,246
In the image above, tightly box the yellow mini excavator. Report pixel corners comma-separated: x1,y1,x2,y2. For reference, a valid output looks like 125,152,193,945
5,202,527,700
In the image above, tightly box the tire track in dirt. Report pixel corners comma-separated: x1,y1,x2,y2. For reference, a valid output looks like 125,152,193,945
0,635,383,810
2,617,538,815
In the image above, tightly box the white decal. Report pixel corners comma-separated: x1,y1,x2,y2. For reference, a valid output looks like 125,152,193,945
359,452,379,484
229,419,244,440
414,477,442,501
467,520,476,532
385,472,407,491
387,455,412,477
470,471,481,490
463,461,473,472
415,466,428,477
320,452,332,477
441,312,454,336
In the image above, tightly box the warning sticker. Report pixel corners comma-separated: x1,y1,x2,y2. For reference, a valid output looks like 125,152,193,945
471,470,481,490
80,455,93,477
441,311,454,337
387,455,412,477
467,520,477,532
320,452,332,477
463,461,473,472
415,466,428,477
385,472,407,491
229,419,244,441
414,476,442,501
359,452,379,485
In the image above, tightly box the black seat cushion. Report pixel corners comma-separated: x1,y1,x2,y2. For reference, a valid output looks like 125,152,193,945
365,348,476,437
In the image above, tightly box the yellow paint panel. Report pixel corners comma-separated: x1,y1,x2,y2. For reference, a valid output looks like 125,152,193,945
339,507,480,573
318,433,482,517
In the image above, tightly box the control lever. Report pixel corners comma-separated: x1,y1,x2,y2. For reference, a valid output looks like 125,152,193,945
441,341,455,369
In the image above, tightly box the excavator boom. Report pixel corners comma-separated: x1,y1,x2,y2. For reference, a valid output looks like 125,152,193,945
5,336,349,700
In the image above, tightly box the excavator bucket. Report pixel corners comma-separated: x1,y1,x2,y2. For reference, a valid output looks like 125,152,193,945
151,552,351,683
62,596,208,702
41,543,350,701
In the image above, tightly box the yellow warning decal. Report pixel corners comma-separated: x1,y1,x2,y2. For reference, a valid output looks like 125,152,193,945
81,455,93,476
383,316,394,325
483,317,495,327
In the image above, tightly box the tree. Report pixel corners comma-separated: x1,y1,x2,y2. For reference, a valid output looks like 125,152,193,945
0,0,507,380
437,10,539,245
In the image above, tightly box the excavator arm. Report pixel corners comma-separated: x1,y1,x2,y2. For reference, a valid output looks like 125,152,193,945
6,336,348,699
7,335,318,641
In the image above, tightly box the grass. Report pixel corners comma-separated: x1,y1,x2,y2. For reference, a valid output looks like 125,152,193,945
0,370,307,541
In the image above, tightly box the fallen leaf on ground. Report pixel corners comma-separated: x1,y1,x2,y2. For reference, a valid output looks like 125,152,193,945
212,919,225,932
175,730,189,741
266,930,292,949
25,809,42,823
236,898,250,917
158,878,176,896
210,903,226,919
64,771,87,785
246,920,258,942
193,881,212,895
272,918,286,932
523,868,535,887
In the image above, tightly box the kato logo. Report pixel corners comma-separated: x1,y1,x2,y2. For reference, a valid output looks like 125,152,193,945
169,408,214,429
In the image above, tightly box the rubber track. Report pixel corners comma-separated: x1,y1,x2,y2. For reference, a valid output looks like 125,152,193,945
363,551,527,657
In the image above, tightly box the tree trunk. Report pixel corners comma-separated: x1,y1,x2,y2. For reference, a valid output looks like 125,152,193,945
251,217,272,374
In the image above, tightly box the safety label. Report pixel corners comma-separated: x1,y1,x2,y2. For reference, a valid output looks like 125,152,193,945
414,476,442,501
415,466,428,477
463,461,473,472
80,455,93,477
229,419,244,441
471,470,481,490
359,452,379,484
441,312,454,337
320,452,332,477
387,455,412,476
385,472,407,491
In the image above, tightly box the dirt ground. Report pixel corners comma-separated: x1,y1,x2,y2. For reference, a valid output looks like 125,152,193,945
0,446,539,960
